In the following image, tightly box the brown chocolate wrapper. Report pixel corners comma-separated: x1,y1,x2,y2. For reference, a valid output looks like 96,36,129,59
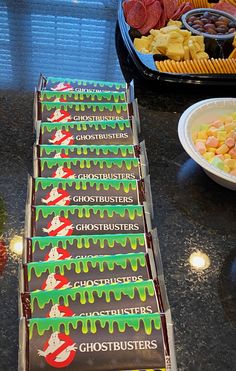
33,157,147,181
25,204,152,238
37,119,139,146
30,177,149,206
35,144,139,158
20,280,160,319
37,74,132,93
18,313,171,371
38,101,131,123
38,90,130,103
20,252,153,293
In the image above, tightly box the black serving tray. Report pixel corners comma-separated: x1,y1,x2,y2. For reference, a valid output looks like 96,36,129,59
117,0,236,86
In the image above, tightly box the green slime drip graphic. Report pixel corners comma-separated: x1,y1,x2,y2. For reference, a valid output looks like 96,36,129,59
29,312,161,339
32,233,145,252
42,91,125,103
47,77,126,89
40,145,133,157
27,252,146,281
41,158,138,171
42,102,127,114
41,119,131,133
30,280,155,313
35,178,137,193
35,205,143,221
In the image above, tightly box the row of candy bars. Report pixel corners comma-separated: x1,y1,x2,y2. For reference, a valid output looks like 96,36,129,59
18,75,177,371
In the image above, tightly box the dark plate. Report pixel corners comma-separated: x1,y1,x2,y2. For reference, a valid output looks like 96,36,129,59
117,0,236,85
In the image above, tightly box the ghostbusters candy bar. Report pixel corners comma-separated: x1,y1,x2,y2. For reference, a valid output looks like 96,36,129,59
20,253,151,292
39,102,131,122
18,313,169,371
36,144,139,158
38,120,138,146
39,90,128,103
38,74,130,93
24,232,155,263
26,205,151,237
30,178,145,206
34,157,147,180
21,280,160,319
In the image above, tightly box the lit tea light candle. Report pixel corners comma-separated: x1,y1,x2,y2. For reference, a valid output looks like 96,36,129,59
189,251,210,271
9,235,23,256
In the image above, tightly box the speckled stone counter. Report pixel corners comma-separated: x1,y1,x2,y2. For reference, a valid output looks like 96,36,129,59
0,1,235,370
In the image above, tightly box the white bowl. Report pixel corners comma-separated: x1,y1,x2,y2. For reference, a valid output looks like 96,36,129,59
178,98,236,191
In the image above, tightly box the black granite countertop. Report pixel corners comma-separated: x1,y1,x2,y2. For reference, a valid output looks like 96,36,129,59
0,1,235,370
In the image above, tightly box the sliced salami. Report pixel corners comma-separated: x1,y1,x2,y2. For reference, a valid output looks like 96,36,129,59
124,0,147,29
172,1,193,20
138,0,162,34
143,0,157,5
160,0,178,21
157,0,167,29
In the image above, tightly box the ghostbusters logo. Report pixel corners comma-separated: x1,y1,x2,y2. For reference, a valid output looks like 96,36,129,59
53,97,67,103
43,216,73,237
52,166,76,179
38,332,77,368
48,109,72,123
48,304,75,318
54,153,69,159
49,129,74,145
42,188,71,206
44,247,72,261
51,82,74,91
42,272,72,291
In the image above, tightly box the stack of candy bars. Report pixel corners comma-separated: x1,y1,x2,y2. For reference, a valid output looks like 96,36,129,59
18,75,177,371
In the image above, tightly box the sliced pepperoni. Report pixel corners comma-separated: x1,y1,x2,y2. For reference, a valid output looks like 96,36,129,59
172,2,193,20
124,1,148,29
161,0,178,21
143,0,157,5
157,0,166,29
138,0,162,34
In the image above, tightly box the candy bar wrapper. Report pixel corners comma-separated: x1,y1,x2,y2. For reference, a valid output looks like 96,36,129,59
38,90,130,103
37,119,139,146
19,252,153,293
34,141,147,159
18,313,172,371
39,101,131,122
34,102,140,133
25,203,152,238
23,230,156,263
20,280,160,319
37,74,133,94
29,176,152,206
33,156,147,181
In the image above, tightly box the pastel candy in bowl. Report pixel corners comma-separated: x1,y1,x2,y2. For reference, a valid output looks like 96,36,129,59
178,98,236,190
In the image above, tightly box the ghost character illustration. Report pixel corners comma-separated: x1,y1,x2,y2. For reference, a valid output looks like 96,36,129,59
41,187,71,206
47,109,71,123
52,166,76,179
45,247,72,261
37,331,77,363
42,273,72,290
42,215,74,236
51,82,74,91
48,129,74,145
